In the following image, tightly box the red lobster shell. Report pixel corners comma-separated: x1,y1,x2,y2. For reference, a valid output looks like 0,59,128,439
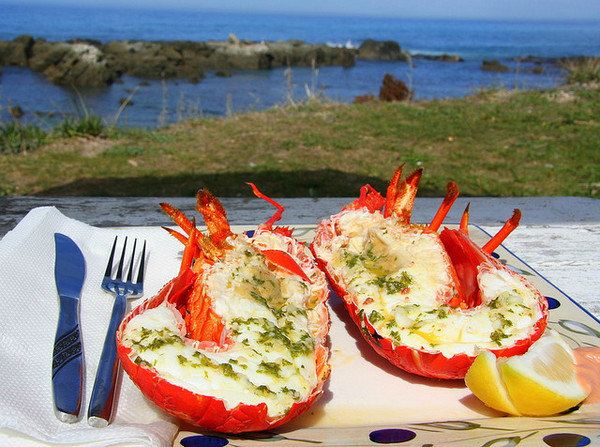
311,166,548,379
117,185,330,433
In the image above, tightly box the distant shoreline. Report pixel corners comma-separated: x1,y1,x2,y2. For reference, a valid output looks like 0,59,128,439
4,35,585,89
1,36,425,87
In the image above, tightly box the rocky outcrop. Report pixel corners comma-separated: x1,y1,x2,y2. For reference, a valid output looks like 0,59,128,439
481,59,510,73
0,35,357,87
0,35,34,66
29,39,116,86
412,53,464,62
358,39,409,61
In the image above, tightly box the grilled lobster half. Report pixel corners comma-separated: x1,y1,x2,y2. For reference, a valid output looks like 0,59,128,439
116,185,330,433
311,166,548,379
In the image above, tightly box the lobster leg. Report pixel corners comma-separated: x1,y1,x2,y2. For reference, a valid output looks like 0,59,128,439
162,226,188,244
388,168,423,224
161,202,195,235
247,182,285,229
343,184,386,213
459,203,471,235
185,280,226,344
482,209,521,254
196,189,233,246
179,221,198,274
384,165,403,217
440,228,488,309
428,181,459,232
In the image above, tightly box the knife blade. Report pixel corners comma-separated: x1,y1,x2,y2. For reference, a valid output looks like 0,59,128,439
52,233,86,423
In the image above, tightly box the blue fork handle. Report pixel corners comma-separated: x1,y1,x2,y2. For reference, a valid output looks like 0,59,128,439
52,296,83,422
88,292,127,427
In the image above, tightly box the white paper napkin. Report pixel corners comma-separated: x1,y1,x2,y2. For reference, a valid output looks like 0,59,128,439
0,207,184,447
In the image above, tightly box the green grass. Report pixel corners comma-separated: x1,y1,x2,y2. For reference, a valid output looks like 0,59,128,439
0,122,47,154
1,86,599,198
54,115,105,138
1,115,107,154
560,57,600,84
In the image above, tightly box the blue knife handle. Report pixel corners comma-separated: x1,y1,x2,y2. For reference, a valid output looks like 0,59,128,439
52,296,83,423
88,292,127,427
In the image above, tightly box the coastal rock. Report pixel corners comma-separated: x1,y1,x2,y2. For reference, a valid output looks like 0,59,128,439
267,41,354,68
413,53,464,62
103,40,207,80
530,66,545,74
0,37,356,86
379,73,412,101
0,35,35,66
28,40,116,87
481,59,510,73
512,55,561,64
9,105,24,119
358,39,409,61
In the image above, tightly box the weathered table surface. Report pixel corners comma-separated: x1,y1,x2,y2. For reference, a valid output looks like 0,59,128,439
1,196,599,319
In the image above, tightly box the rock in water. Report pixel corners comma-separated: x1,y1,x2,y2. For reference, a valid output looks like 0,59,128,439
358,39,409,61
379,74,412,102
413,53,464,62
0,35,35,66
28,40,116,87
0,37,357,86
481,59,510,73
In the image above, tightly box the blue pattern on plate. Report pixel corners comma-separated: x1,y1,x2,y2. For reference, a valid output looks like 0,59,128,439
546,296,561,310
542,433,591,446
369,428,416,443
180,435,229,447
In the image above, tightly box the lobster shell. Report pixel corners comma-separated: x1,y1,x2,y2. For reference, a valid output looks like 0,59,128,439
117,273,331,433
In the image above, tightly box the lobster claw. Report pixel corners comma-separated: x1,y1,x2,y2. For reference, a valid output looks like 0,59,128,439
260,249,312,283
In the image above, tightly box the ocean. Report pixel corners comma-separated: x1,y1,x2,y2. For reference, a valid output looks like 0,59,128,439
1,3,599,127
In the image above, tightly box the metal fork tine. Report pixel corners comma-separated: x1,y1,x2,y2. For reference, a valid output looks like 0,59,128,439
104,236,118,279
115,236,128,280
126,238,137,282
136,240,146,286
91,235,147,427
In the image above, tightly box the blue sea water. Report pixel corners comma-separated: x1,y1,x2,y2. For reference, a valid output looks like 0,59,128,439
1,3,599,127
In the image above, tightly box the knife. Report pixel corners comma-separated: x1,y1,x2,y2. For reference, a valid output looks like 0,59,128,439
52,233,86,423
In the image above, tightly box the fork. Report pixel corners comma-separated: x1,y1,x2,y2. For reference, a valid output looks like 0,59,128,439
88,236,146,428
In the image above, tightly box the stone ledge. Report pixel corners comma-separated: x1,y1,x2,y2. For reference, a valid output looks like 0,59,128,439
1,196,598,234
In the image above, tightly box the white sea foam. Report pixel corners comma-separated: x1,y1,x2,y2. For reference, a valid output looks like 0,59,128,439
326,39,357,49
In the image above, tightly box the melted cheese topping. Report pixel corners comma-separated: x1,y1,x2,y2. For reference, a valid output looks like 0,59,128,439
122,233,325,417
315,209,544,357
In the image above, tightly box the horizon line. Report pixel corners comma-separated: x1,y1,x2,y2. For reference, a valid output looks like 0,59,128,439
2,2,600,22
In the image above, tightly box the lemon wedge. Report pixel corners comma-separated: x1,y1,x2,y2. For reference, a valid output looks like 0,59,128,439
465,331,589,416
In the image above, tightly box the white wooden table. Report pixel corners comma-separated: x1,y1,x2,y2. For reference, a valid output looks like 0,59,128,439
1,196,599,319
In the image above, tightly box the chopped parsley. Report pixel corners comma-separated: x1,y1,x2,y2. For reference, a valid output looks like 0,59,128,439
368,310,384,324
369,271,413,295
257,361,282,378
490,329,509,346
132,328,183,352
343,251,361,269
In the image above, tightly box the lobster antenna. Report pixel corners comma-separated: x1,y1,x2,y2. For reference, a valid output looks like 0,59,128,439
459,202,471,234
428,181,459,232
482,209,521,253
247,182,284,229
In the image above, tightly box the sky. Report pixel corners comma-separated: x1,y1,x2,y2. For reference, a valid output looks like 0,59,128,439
3,0,600,20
